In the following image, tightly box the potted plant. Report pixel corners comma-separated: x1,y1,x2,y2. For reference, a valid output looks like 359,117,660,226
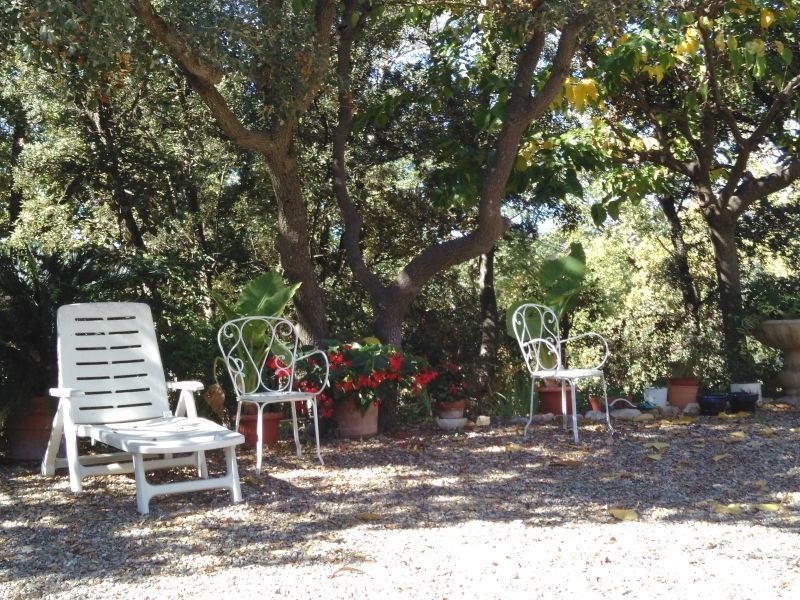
0,246,133,460
428,361,470,418
302,340,433,438
666,360,699,410
585,382,606,412
211,270,301,446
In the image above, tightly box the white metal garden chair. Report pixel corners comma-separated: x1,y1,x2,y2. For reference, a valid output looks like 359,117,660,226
41,302,244,514
217,316,329,473
511,303,613,443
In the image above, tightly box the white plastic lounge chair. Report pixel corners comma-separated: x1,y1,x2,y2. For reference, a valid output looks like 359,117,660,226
511,303,613,443
41,302,244,514
218,316,329,473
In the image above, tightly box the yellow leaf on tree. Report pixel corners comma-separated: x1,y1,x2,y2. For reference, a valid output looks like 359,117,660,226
712,502,743,515
760,8,776,29
728,36,739,51
748,39,766,57
776,41,785,56
715,32,725,51
610,508,639,521
755,503,781,512
642,64,665,84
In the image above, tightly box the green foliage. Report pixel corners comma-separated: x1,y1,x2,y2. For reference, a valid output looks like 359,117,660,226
0,245,136,427
212,271,301,321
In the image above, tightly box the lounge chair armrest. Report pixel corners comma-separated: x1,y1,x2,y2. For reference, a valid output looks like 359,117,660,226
169,381,203,418
560,332,610,369
295,349,330,395
168,380,204,392
49,387,85,398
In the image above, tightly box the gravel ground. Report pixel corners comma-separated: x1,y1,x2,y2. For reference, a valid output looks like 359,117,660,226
2,403,800,599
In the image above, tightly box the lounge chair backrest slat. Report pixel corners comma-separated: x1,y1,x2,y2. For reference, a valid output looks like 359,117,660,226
57,302,169,424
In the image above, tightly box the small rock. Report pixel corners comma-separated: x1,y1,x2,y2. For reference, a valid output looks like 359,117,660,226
658,405,681,417
633,413,655,422
532,413,556,424
682,403,700,416
610,408,642,420
584,410,607,421
475,415,491,427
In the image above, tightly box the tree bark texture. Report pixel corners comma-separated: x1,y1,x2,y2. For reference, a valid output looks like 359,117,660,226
477,247,498,402
658,195,700,335
266,144,329,345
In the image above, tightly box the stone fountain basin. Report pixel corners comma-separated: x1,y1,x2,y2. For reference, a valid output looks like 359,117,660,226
756,319,800,349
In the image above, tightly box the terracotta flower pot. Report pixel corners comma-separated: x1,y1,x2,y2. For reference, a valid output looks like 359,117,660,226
435,399,466,419
334,398,379,438
588,395,605,412
538,385,574,415
237,412,282,448
6,396,55,461
667,377,699,409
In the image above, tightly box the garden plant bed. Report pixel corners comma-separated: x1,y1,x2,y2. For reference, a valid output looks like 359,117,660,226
2,403,800,599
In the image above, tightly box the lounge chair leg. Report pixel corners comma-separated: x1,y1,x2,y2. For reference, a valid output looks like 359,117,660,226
197,450,208,479
226,446,242,503
133,454,151,515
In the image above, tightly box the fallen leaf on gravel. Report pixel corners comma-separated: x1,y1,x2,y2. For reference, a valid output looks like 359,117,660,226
711,502,743,515
712,454,731,462
329,564,367,578
726,431,748,443
645,442,669,450
548,459,582,468
753,479,769,490
755,503,781,512
646,453,663,461
354,512,382,522
243,476,259,485
505,443,526,452
610,508,639,521
757,427,776,436
676,416,696,424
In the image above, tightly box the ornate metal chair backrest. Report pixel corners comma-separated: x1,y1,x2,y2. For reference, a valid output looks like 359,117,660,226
217,316,301,397
511,303,563,375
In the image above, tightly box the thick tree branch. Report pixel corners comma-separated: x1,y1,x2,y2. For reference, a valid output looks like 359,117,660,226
332,0,385,298
129,0,273,154
730,157,800,213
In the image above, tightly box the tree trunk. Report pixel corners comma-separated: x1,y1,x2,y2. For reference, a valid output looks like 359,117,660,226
477,247,498,404
265,144,329,345
703,208,753,378
658,195,701,336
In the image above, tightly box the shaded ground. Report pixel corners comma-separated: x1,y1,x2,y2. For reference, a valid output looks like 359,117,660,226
2,403,799,599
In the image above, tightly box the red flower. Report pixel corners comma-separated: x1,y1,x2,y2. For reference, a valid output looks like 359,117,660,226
389,353,404,373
